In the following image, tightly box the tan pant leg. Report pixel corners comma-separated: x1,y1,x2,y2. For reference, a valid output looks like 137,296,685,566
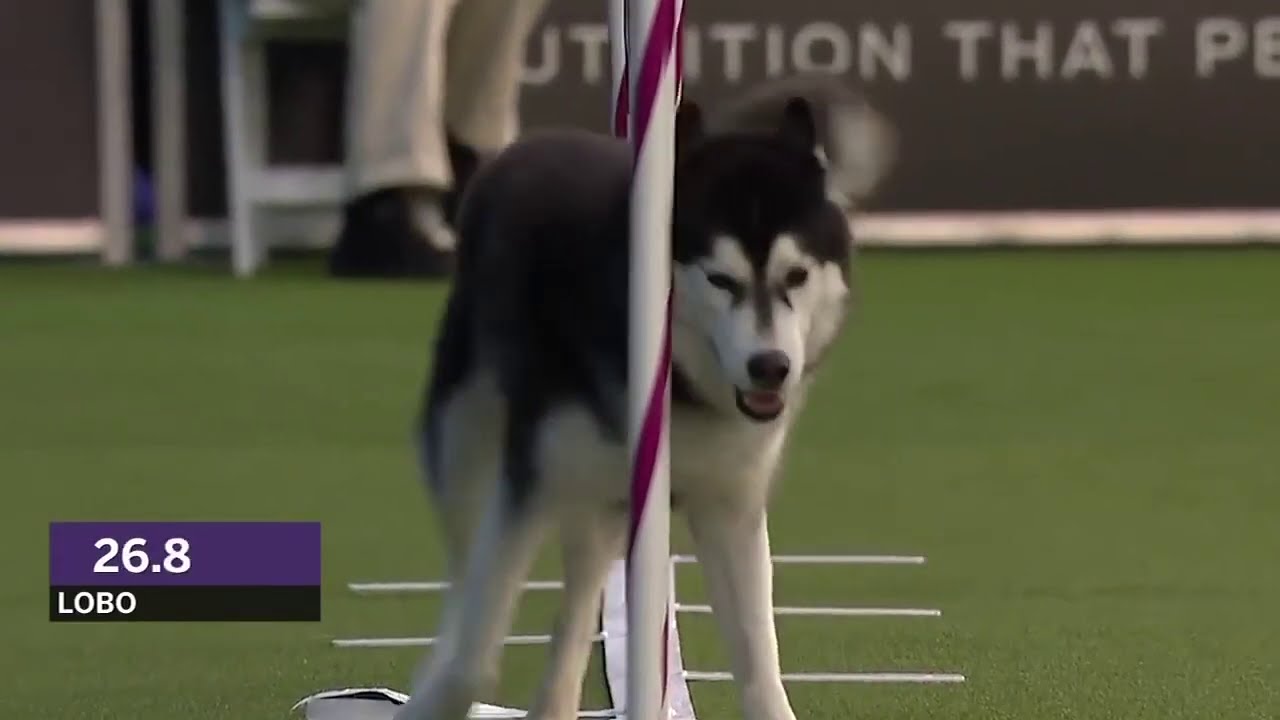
343,0,460,198
443,0,550,153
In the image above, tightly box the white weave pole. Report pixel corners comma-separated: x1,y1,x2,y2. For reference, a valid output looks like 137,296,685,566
616,0,682,718
609,0,628,138
605,6,696,719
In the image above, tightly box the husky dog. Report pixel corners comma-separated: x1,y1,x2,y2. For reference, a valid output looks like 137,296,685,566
397,88,893,720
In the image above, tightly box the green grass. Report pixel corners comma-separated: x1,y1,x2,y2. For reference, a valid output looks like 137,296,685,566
1,250,1277,719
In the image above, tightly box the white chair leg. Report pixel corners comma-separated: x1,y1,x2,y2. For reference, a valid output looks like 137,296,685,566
95,0,134,267
242,25,271,273
219,0,267,277
151,0,188,262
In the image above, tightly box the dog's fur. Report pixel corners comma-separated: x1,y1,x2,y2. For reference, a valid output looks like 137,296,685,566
705,73,897,211
396,82,893,720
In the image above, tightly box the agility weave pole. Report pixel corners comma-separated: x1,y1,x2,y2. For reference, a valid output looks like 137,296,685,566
609,2,696,716
614,0,682,719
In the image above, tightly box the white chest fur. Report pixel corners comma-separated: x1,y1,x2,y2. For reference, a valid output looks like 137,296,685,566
668,405,790,506
532,400,792,511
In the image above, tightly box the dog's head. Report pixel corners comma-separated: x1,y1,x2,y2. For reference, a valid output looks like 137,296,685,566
672,97,853,423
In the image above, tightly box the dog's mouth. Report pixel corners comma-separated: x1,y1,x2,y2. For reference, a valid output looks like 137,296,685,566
735,388,786,422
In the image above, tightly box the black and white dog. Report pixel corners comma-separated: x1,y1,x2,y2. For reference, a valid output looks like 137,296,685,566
397,79,894,720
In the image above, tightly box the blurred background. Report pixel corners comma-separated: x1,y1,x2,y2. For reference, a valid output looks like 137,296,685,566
4,0,1280,259
1,2,1277,719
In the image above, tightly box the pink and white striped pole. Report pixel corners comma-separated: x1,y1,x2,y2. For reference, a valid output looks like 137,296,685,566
610,1,683,719
608,1,628,138
611,0,683,137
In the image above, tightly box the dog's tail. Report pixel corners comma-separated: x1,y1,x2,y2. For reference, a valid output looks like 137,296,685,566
707,73,898,210
822,94,897,210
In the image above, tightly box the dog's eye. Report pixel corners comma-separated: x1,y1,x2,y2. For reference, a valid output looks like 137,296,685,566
706,272,744,296
784,267,809,289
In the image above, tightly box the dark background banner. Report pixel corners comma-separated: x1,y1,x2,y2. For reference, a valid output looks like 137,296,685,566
6,1,1280,220
0,1,99,219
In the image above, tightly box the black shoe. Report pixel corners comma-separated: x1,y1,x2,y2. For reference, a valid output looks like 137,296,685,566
327,187,456,279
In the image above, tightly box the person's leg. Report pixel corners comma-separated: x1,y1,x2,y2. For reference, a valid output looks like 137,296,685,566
441,0,550,221
330,0,460,278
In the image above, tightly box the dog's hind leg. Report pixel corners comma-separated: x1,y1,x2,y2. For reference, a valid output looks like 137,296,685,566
527,509,627,720
395,478,552,720
420,373,505,580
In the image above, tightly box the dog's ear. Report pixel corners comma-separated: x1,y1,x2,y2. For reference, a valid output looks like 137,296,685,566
777,96,818,151
675,100,705,155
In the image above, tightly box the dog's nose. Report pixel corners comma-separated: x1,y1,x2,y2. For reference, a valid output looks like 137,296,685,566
746,350,791,389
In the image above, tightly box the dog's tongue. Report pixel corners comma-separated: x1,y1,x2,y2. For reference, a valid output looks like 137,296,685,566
743,390,783,413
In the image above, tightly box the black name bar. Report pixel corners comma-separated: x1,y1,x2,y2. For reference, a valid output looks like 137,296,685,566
49,585,321,622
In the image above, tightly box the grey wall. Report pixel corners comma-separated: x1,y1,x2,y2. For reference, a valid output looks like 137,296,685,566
0,0,99,218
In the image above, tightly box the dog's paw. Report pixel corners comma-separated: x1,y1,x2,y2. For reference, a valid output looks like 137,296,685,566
393,672,483,720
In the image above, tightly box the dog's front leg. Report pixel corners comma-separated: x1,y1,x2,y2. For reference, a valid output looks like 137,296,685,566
686,502,796,720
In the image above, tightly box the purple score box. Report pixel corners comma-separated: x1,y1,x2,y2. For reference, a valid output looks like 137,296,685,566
49,522,321,587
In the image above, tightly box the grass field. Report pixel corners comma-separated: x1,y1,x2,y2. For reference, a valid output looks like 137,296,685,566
1,249,1277,719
